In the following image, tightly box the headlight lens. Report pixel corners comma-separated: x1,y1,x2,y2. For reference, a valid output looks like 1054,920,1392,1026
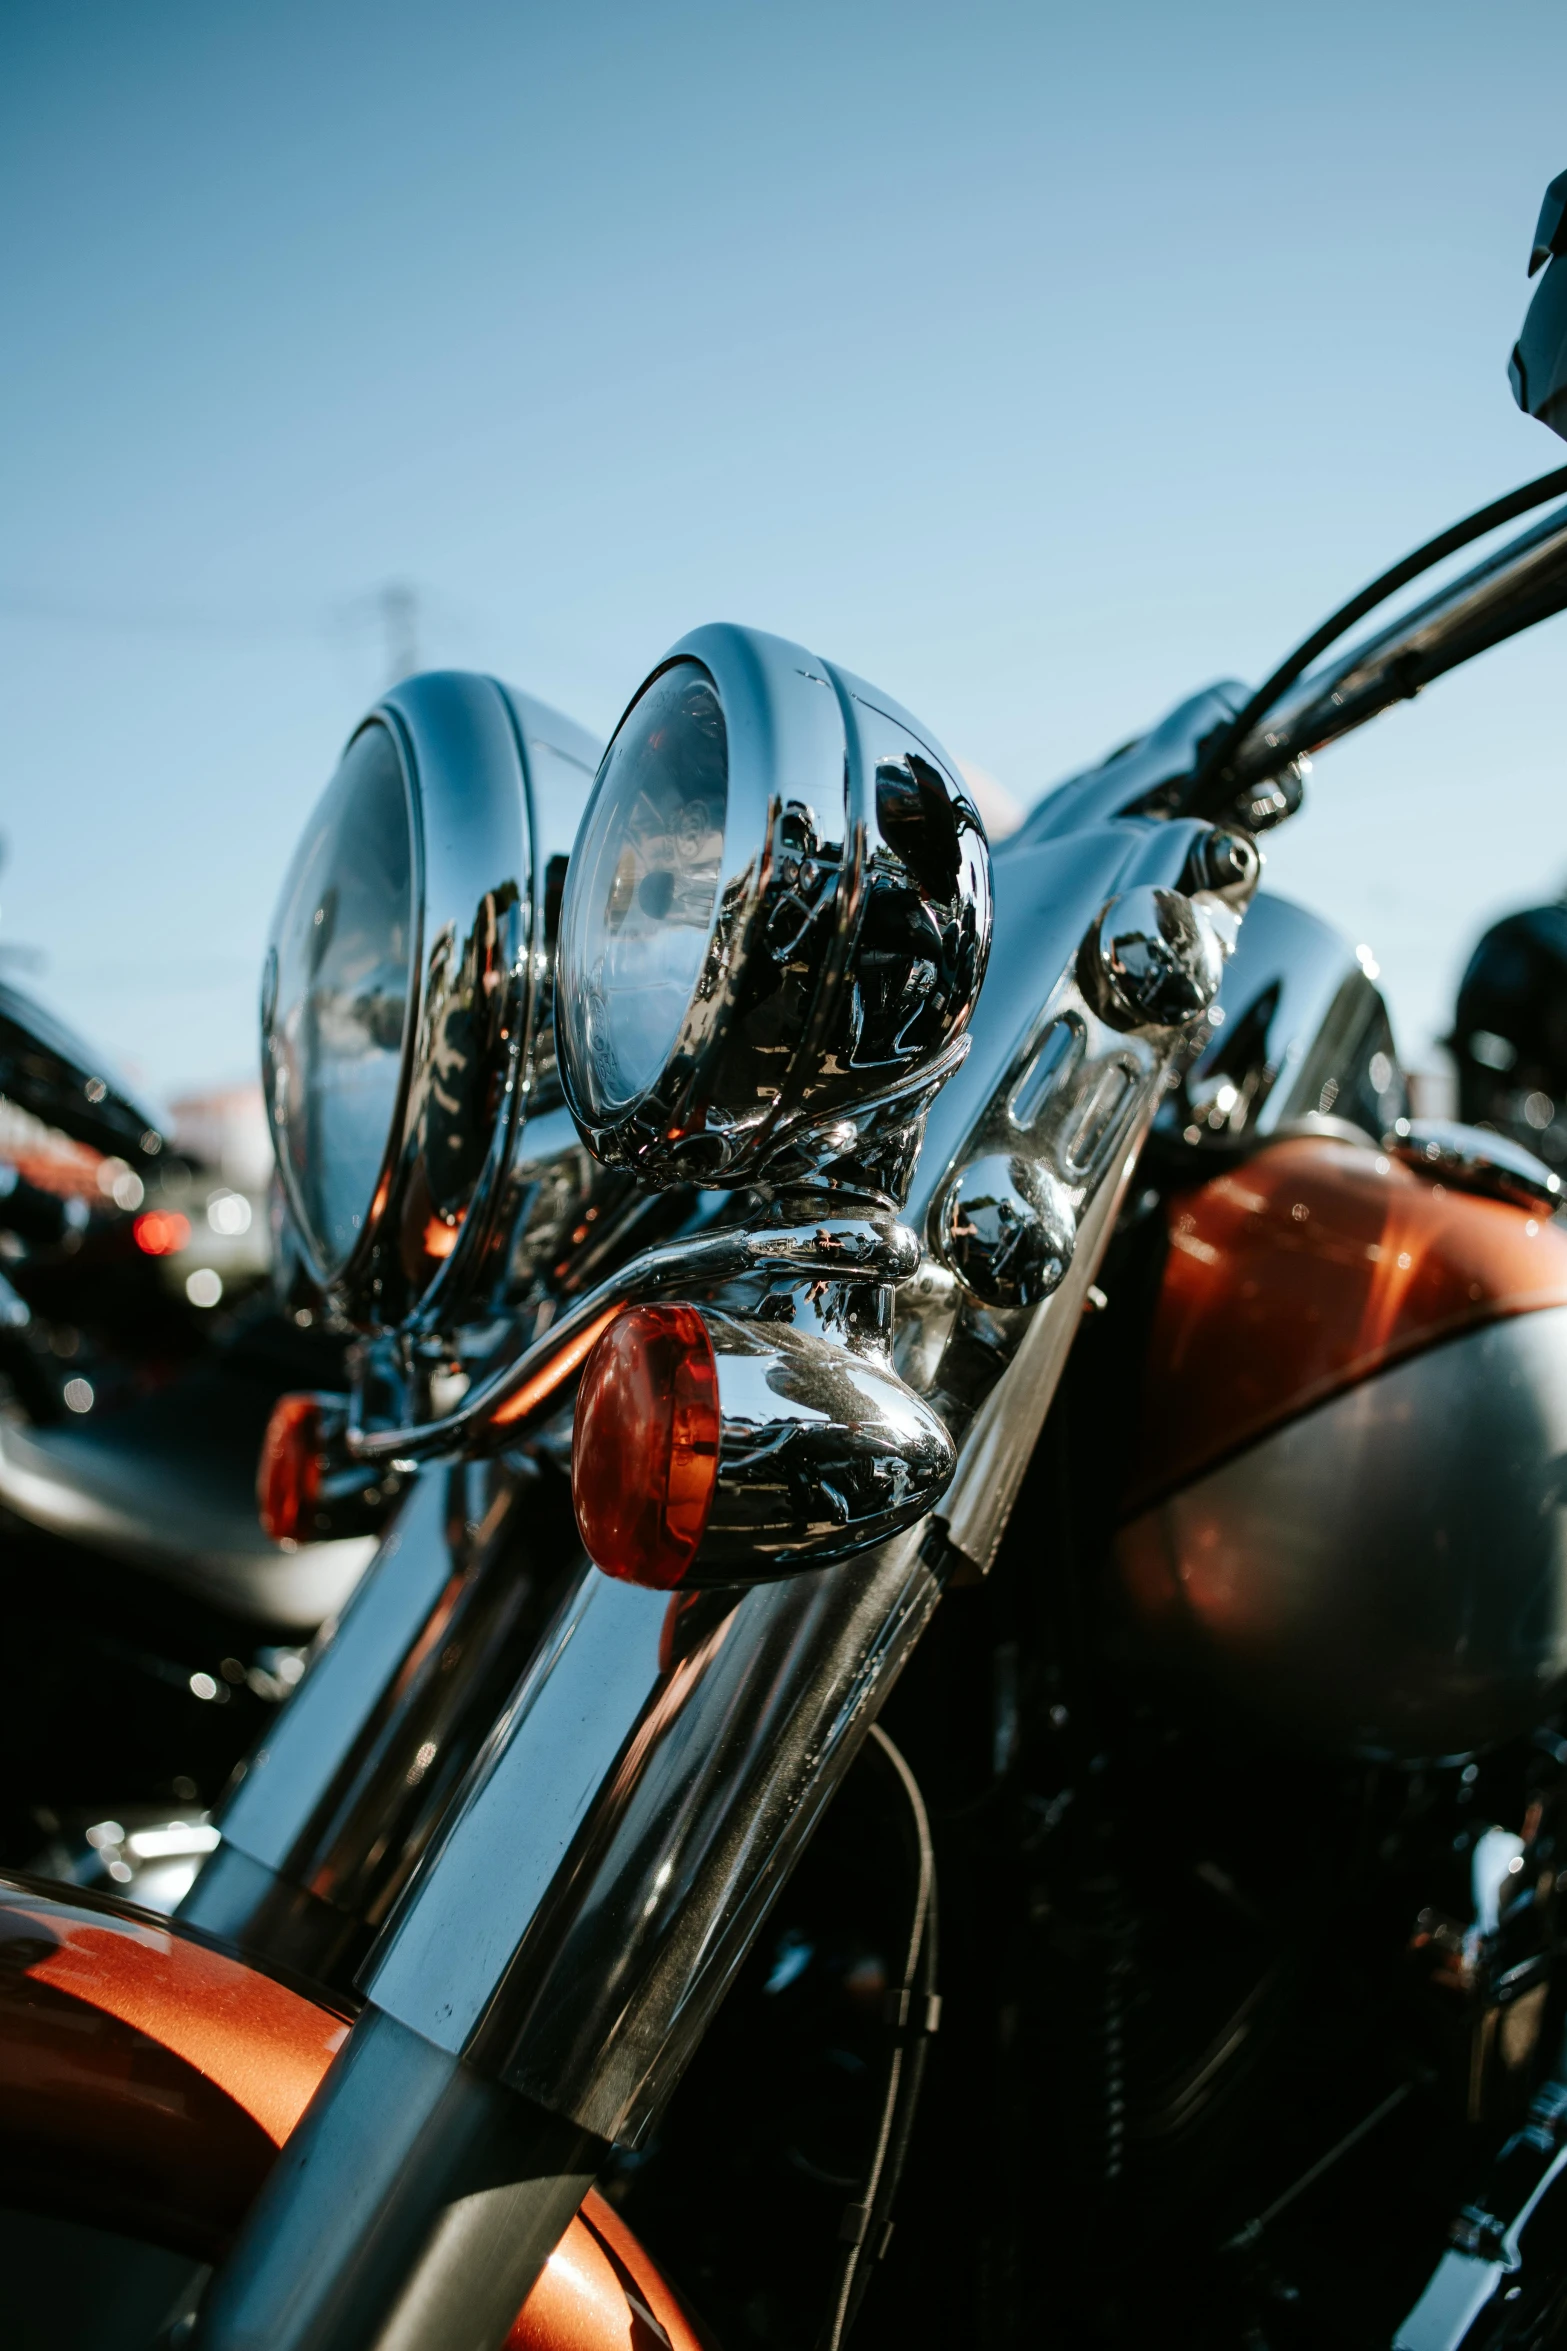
554,625,992,1192
263,721,414,1281
557,662,727,1122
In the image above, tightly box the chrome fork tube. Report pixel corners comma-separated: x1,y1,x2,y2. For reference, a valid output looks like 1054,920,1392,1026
179,1458,583,1995
193,1529,939,2351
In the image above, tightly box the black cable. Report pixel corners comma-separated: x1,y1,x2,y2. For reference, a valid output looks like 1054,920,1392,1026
1181,462,1567,816
815,1724,940,2351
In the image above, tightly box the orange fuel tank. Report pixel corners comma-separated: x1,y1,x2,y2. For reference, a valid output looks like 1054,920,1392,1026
1117,1134,1567,1759
0,1872,708,2349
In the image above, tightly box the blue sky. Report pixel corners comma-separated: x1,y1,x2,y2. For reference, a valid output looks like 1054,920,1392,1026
3,0,1565,1107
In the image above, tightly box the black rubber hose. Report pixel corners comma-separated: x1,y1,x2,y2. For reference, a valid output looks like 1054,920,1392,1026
1180,462,1567,816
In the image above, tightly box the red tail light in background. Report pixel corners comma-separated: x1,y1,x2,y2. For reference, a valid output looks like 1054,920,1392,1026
133,1210,191,1256
572,1303,720,1589
257,1393,323,1545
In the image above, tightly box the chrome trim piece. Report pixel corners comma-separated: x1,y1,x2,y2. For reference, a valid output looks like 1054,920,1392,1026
191,2005,604,2351
208,1473,453,1882
1079,884,1227,1033
1154,891,1406,1156
907,817,1217,1237
183,1461,580,1988
936,1124,1151,1580
905,817,1251,1577
693,1308,954,1576
344,1213,919,1464
937,1151,1076,1310
556,624,991,1197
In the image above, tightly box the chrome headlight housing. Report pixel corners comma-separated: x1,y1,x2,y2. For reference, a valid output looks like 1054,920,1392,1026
555,624,992,1192
262,673,600,1325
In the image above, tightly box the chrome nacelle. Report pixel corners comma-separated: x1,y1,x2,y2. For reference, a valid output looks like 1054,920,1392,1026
555,623,992,1199
262,672,602,1335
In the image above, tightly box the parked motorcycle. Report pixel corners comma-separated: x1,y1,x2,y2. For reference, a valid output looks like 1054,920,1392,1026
0,981,373,1872
7,170,1567,2351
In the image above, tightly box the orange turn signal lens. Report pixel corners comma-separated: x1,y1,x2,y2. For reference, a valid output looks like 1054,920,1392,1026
572,1303,720,1589
257,1393,322,1544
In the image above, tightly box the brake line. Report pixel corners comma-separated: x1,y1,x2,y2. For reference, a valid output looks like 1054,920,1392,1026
1181,461,1567,816
816,1723,941,2351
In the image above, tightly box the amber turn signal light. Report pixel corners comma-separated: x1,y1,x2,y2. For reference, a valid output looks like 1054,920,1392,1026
572,1303,720,1589
257,1392,323,1544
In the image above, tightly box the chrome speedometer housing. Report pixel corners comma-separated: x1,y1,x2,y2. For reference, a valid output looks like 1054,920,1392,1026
262,672,600,1329
555,623,992,1198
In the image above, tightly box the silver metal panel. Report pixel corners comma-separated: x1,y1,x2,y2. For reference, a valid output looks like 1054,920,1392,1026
1118,1305,1567,1759
217,1472,450,1868
908,822,1165,1233
367,1529,938,2144
938,1130,1145,1577
365,1569,669,2055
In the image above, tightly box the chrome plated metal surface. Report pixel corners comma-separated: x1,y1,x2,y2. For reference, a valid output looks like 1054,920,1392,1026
1393,1117,1565,1213
263,673,599,1331
344,1212,918,1465
365,1523,939,2143
556,624,991,1196
937,1150,1076,1309
907,815,1220,1240
1080,884,1227,1032
1395,2074,1567,2350
1013,687,1247,846
1153,892,1406,1155
204,646,1265,2346
1117,1305,1567,1759
208,1472,453,1877
182,1459,582,1987
190,2005,604,2351
359,803,1255,2140
694,1308,954,1575
904,813,1254,1574
935,1125,1150,1580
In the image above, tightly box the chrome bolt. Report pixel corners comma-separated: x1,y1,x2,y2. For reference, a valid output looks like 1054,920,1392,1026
1080,886,1225,1033
939,1153,1076,1309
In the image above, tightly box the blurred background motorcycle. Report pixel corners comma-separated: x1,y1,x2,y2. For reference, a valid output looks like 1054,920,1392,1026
0,966,370,1896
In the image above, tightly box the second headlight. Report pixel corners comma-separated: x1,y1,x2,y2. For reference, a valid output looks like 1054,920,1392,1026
555,624,992,1192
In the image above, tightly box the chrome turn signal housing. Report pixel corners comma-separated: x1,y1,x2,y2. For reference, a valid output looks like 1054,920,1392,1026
572,1296,953,1588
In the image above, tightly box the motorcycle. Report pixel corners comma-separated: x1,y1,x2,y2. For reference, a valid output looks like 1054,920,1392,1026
7,168,1567,2351
0,981,371,1878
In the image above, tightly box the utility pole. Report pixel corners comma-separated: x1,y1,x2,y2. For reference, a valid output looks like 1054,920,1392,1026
380,583,420,684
